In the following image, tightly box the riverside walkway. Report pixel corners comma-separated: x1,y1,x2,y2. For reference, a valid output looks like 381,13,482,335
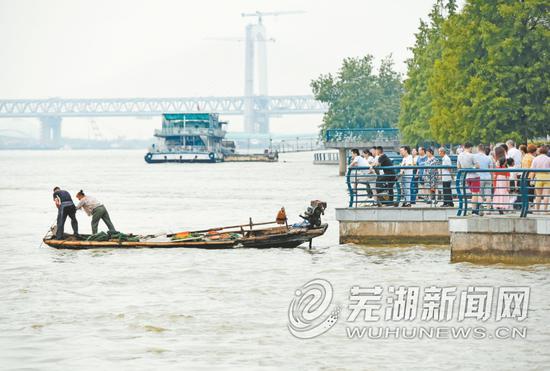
336,165,550,264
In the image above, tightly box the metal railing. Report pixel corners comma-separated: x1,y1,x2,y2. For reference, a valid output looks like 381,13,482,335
314,152,339,163
346,165,457,208
385,155,457,166
456,169,550,217
345,154,457,166
325,128,399,143
346,166,550,217
154,128,225,137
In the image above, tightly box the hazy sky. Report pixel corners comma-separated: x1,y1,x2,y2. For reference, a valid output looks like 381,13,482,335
0,0,459,139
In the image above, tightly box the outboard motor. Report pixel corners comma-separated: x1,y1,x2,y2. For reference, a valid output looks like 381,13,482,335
299,200,327,228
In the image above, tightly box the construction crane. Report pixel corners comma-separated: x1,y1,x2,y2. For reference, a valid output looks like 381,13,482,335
241,10,305,24
240,11,305,134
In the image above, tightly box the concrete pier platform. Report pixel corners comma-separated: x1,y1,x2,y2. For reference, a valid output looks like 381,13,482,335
449,216,550,264
335,207,456,244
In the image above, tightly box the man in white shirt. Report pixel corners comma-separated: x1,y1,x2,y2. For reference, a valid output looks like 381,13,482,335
506,139,522,193
350,149,373,201
457,143,481,214
475,144,494,208
399,146,414,207
506,140,522,167
350,148,369,168
362,149,377,199
369,146,378,163
438,148,454,207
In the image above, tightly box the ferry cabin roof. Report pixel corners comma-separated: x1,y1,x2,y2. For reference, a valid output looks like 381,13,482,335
162,113,226,129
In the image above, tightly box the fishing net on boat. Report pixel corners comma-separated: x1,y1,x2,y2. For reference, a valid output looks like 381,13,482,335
86,231,140,242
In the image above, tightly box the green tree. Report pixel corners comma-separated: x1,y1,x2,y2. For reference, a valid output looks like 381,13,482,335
399,0,458,146
429,0,549,143
311,55,403,133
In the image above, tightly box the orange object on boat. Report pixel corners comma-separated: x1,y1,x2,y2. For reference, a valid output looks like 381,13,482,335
174,232,190,239
276,207,287,224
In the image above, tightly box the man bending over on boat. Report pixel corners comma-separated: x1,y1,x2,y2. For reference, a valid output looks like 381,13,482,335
53,186,79,240
75,190,117,235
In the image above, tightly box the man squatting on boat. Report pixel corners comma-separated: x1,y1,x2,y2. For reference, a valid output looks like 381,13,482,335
75,190,117,235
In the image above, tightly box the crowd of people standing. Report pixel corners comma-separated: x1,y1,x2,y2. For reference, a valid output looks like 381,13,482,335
349,140,550,213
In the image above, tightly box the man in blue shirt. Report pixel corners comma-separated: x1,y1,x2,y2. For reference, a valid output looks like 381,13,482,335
412,147,427,204
53,186,79,240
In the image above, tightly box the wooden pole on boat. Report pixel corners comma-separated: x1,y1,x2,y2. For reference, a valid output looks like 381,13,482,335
167,220,276,237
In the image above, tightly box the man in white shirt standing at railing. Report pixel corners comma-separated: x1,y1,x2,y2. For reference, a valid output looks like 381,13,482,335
507,140,522,195
457,142,481,215
362,149,377,200
399,146,414,207
475,144,494,211
369,146,379,164
350,148,372,203
438,148,454,207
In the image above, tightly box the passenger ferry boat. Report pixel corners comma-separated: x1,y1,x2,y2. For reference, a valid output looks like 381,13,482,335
144,113,227,163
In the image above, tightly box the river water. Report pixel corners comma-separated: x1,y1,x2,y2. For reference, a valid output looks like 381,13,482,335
0,150,549,370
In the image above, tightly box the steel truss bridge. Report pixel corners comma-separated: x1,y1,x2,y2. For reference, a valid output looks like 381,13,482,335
0,95,326,118
0,95,326,146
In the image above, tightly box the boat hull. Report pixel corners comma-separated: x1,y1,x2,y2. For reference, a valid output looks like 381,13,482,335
144,152,220,163
43,224,328,250
239,225,327,248
43,239,236,249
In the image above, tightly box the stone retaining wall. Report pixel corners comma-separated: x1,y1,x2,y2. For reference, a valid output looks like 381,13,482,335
335,208,456,244
449,217,550,264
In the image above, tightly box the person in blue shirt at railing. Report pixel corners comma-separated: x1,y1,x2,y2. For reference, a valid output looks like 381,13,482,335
411,147,427,204
399,146,414,207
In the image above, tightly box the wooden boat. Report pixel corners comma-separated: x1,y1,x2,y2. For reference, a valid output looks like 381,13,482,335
43,201,328,250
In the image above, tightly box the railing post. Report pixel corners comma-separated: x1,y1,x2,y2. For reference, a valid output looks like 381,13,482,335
346,168,354,207
338,148,347,176
520,172,529,217
455,171,463,216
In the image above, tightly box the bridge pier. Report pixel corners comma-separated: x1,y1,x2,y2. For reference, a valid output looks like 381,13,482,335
338,148,347,176
39,116,62,147
244,96,270,134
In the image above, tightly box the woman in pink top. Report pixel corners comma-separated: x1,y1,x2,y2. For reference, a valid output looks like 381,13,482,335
493,157,511,214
